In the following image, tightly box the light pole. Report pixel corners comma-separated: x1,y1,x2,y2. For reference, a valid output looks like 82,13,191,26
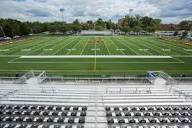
129,9,134,16
59,8,65,23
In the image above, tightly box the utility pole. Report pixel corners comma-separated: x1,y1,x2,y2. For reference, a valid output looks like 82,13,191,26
0,26,6,37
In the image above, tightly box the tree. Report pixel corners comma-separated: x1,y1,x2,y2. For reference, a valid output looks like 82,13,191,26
145,26,155,32
179,21,192,30
133,26,142,32
95,25,104,31
47,24,57,33
121,26,131,33
87,20,94,30
181,31,188,39
106,20,113,30
71,19,82,32
20,23,30,35
96,18,105,30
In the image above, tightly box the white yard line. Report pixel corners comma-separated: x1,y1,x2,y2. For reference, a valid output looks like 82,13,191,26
138,38,169,55
94,40,97,71
20,55,173,59
7,57,20,63
52,37,78,55
110,38,125,55
80,40,88,55
24,38,57,55
171,57,185,63
66,38,83,55
103,39,111,55
118,37,140,55
157,39,191,55
172,55,192,58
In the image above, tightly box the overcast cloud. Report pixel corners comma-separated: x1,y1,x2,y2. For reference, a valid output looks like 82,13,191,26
0,0,192,23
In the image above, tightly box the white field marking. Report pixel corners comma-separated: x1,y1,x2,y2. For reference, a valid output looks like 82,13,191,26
184,49,192,52
172,55,192,58
66,37,83,55
137,39,164,55
0,55,21,57
43,49,53,51
139,49,149,51
0,49,9,52
171,57,184,63
118,37,140,55
158,39,191,55
91,48,100,51
116,49,125,51
80,40,88,55
20,55,173,59
103,39,111,55
94,40,97,71
52,37,78,55
21,49,31,52
25,37,58,55
161,49,171,52
110,38,125,55
66,48,77,51
8,56,20,63
8,61,184,64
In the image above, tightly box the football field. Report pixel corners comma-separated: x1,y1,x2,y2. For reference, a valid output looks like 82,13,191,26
0,36,192,76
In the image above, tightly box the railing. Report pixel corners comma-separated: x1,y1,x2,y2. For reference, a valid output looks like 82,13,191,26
0,77,25,84
44,76,151,85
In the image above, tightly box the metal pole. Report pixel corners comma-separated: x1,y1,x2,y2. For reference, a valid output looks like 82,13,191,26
60,8,65,23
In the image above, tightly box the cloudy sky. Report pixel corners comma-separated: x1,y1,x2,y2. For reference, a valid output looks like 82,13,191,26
0,0,192,23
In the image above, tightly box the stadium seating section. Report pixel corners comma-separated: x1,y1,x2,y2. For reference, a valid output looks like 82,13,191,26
106,105,192,127
0,104,87,128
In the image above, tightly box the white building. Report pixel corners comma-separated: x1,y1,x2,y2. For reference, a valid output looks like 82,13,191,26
81,30,113,36
155,31,175,36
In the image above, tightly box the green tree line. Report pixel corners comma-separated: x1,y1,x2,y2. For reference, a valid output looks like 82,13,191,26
0,16,191,37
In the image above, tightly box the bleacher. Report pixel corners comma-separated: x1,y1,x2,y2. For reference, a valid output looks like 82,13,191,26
106,105,192,127
0,74,192,128
0,104,86,128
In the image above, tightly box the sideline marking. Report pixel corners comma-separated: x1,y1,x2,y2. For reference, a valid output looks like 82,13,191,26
184,49,192,52
0,49,9,52
162,49,171,52
19,55,173,59
21,49,31,52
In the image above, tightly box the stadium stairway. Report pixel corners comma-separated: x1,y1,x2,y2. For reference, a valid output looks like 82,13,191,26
0,80,192,128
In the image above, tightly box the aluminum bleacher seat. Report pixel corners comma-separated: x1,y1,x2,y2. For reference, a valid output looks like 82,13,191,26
0,104,87,128
106,105,192,127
